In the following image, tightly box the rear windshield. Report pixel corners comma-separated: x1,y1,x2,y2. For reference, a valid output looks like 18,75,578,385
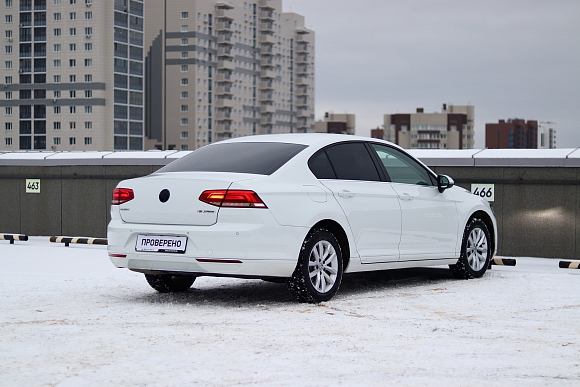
156,142,308,175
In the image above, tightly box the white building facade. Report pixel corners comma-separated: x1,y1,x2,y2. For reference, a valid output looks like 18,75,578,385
0,0,145,151
144,0,315,150
538,121,556,149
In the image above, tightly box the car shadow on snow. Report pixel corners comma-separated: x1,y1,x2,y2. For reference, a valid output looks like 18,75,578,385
131,266,456,306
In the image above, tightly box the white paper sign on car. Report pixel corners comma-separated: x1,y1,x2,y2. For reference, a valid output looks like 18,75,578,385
471,184,494,202
135,235,188,254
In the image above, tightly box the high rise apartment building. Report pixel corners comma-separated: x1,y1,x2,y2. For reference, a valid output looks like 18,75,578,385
372,104,475,149
144,0,315,150
0,0,145,151
485,119,539,149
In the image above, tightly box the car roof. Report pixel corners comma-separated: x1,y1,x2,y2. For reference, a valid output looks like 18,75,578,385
219,133,403,151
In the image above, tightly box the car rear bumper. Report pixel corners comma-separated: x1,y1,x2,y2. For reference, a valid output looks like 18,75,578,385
107,218,306,278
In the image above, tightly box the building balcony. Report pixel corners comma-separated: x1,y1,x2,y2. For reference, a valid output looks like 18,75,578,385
260,58,274,67
215,98,235,109
296,43,308,53
297,109,309,118
296,76,309,86
296,54,309,64
260,92,273,101
296,97,308,107
296,65,308,75
215,111,233,121
260,46,274,56
261,116,274,125
296,85,308,95
215,73,234,83
261,104,276,114
259,81,274,90
217,47,234,58
259,10,274,21
216,21,233,32
259,22,274,32
217,34,234,45
297,118,309,128
259,34,277,45
259,0,275,11
260,70,276,79
217,60,236,72
214,123,232,133
215,8,234,21
215,85,233,96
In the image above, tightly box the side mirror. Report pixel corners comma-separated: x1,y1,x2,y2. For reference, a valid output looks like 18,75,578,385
437,174,454,193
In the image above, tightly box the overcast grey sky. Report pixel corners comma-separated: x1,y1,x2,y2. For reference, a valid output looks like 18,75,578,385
283,0,580,148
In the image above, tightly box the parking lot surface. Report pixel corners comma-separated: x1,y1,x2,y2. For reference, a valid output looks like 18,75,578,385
1,237,579,386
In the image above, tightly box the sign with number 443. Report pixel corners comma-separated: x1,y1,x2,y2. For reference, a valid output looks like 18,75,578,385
471,184,494,202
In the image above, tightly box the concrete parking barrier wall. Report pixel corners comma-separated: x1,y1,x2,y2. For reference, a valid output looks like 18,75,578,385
1,148,579,259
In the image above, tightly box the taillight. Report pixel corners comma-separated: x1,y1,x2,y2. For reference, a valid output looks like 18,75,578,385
199,189,267,208
112,188,134,205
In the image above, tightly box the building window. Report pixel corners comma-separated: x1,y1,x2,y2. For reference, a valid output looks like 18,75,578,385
84,58,92,67
53,59,61,67
69,122,76,129
70,0,76,4
69,12,76,20
69,28,76,36
5,15,12,23
180,131,188,139
53,75,61,83
5,137,12,146
69,137,76,145
180,118,188,126
84,106,92,114
84,121,91,129
84,42,92,51
53,106,61,114
84,137,92,145
181,52,188,59
53,90,61,98
70,90,76,98
5,60,12,69
181,105,188,112
54,0,61,4
181,64,188,72
84,11,92,20
69,59,76,67
85,0,91,4
181,25,188,32
5,91,12,99
69,74,76,82
69,106,76,114
5,45,12,54
84,74,92,82
181,91,188,99
5,122,12,130
181,78,188,86
84,27,92,36
6,0,13,7
181,11,188,19
5,106,12,115
84,90,92,98
181,38,188,46
54,28,61,36
54,12,61,21
53,43,61,52
69,43,76,51
54,122,61,130
5,76,12,84
53,137,61,145
5,30,11,38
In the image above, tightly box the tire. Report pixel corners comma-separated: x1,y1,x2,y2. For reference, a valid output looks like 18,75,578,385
450,218,491,279
145,274,196,293
287,228,343,303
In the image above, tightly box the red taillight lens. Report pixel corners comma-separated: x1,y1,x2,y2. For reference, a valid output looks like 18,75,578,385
199,190,267,208
112,188,134,205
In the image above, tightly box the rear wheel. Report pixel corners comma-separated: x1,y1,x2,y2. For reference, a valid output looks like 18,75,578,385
287,228,343,303
450,218,491,279
145,274,196,293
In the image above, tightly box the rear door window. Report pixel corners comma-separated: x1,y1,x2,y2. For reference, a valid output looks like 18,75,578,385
310,142,381,181
157,142,307,175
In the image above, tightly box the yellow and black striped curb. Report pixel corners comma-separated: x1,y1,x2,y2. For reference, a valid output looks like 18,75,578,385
0,234,29,244
559,261,580,269
491,257,516,266
50,236,108,247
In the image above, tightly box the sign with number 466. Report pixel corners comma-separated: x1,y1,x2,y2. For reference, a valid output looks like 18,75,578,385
471,184,494,202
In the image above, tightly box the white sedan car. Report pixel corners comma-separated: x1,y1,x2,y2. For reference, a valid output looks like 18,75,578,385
108,134,497,302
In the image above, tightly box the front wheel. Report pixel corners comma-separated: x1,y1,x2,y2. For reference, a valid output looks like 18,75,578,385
450,218,491,279
287,228,343,303
145,274,196,293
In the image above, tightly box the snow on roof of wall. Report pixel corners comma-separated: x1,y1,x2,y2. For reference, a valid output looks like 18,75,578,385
1,148,579,167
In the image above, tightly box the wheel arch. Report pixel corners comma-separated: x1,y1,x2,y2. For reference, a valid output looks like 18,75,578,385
469,210,496,257
311,219,351,272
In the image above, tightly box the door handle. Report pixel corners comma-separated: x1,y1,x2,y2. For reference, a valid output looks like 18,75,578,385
400,192,414,201
338,190,355,198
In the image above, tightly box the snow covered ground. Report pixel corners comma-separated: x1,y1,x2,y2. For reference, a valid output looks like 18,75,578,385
1,237,579,387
